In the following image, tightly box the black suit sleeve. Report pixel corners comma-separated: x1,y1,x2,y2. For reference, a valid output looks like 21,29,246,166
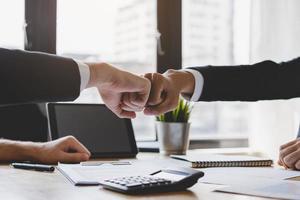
0,48,81,105
189,57,300,101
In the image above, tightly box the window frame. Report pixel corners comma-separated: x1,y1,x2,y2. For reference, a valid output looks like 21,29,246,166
25,0,181,68
157,0,182,73
25,0,57,53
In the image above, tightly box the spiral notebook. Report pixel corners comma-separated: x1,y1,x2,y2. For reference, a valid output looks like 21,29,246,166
171,154,273,168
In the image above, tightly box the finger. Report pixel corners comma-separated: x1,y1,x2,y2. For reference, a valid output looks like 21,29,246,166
283,149,300,169
121,103,143,112
66,136,91,156
278,148,288,169
144,73,153,81
279,143,299,162
101,92,138,119
60,152,90,164
112,106,136,118
131,92,149,107
280,140,300,169
129,77,151,107
278,159,288,170
104,101,135,119
123,80,148,105
279,158,288,169
295,160,300,170
122,93,144,111
118,110,136,119
145,73,165,106
144,96,179,116
280,139,299,150
122,93,135,107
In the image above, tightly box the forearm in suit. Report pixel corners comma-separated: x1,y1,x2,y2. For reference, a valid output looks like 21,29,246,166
189,57,300,101
0,48,81,105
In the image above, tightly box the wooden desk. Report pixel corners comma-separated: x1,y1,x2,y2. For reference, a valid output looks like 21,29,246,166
0,153,291,200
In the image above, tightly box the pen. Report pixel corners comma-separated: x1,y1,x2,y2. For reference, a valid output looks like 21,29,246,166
11,163,55,172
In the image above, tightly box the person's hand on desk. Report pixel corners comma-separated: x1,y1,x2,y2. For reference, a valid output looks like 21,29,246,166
34,136,91,164
0,136,90,164
278,138,300,170
143,69,195,115
86,63,151,118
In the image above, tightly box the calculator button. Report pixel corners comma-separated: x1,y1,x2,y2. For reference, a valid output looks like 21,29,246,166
113,181,121,184
149,180,158,184
117,181,127,186
123,180,130,183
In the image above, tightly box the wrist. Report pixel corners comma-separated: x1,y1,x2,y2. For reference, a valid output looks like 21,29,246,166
86,63,115,88
164,69,195,95
17,141,41,162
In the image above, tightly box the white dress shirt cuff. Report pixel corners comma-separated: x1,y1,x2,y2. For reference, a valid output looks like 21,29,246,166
75,60,90,91
182,69,204,102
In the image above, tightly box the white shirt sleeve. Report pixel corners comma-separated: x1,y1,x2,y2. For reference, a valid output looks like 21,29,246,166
182,69,204,102
74,60,90,91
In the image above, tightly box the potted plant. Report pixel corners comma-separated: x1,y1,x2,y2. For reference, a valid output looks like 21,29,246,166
156,99,193,155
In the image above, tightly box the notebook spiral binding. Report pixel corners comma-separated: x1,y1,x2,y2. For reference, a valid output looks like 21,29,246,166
192,160,273,168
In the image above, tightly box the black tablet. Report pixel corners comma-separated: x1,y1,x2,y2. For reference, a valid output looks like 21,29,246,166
47,103,138,158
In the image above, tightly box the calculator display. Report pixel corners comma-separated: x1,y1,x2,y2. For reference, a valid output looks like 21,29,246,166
152,172,186,182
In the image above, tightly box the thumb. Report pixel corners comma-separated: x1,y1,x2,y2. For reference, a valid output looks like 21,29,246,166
131,78,151,107
60,152,90,163
65,136,91,156
129,92,148,107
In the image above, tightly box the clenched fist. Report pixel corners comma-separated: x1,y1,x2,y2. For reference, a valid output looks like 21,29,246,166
278,138,300,170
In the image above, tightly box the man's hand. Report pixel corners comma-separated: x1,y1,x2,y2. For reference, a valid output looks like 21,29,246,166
278,138,300,170
143,69,195,115
34,136,91,164
86,63,151,118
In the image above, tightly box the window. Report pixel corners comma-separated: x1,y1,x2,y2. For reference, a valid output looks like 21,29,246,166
182,0,251,141
57,0,157,140
0,0,25,49
22,0,252,146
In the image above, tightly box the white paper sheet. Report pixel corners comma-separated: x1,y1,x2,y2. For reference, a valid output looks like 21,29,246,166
199,167,300,185
57,159,177,185
217,179,300,200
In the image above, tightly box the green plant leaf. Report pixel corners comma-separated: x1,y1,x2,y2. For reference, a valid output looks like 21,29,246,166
156,98,193,122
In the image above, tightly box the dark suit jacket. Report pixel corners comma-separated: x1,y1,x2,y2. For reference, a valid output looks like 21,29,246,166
189,57,300,101
0,48,81,141
0,48,81,105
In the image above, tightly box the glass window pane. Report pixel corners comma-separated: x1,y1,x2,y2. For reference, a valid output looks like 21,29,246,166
0,0,25,49
57,0,157,141
183,0,251,140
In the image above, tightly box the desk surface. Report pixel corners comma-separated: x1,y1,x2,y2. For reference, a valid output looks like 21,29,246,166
0,153,294,200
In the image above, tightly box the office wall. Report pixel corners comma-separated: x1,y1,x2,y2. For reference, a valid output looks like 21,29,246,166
248,0,300,159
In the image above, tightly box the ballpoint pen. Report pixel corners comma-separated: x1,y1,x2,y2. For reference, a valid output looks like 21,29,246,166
11,163,55,172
